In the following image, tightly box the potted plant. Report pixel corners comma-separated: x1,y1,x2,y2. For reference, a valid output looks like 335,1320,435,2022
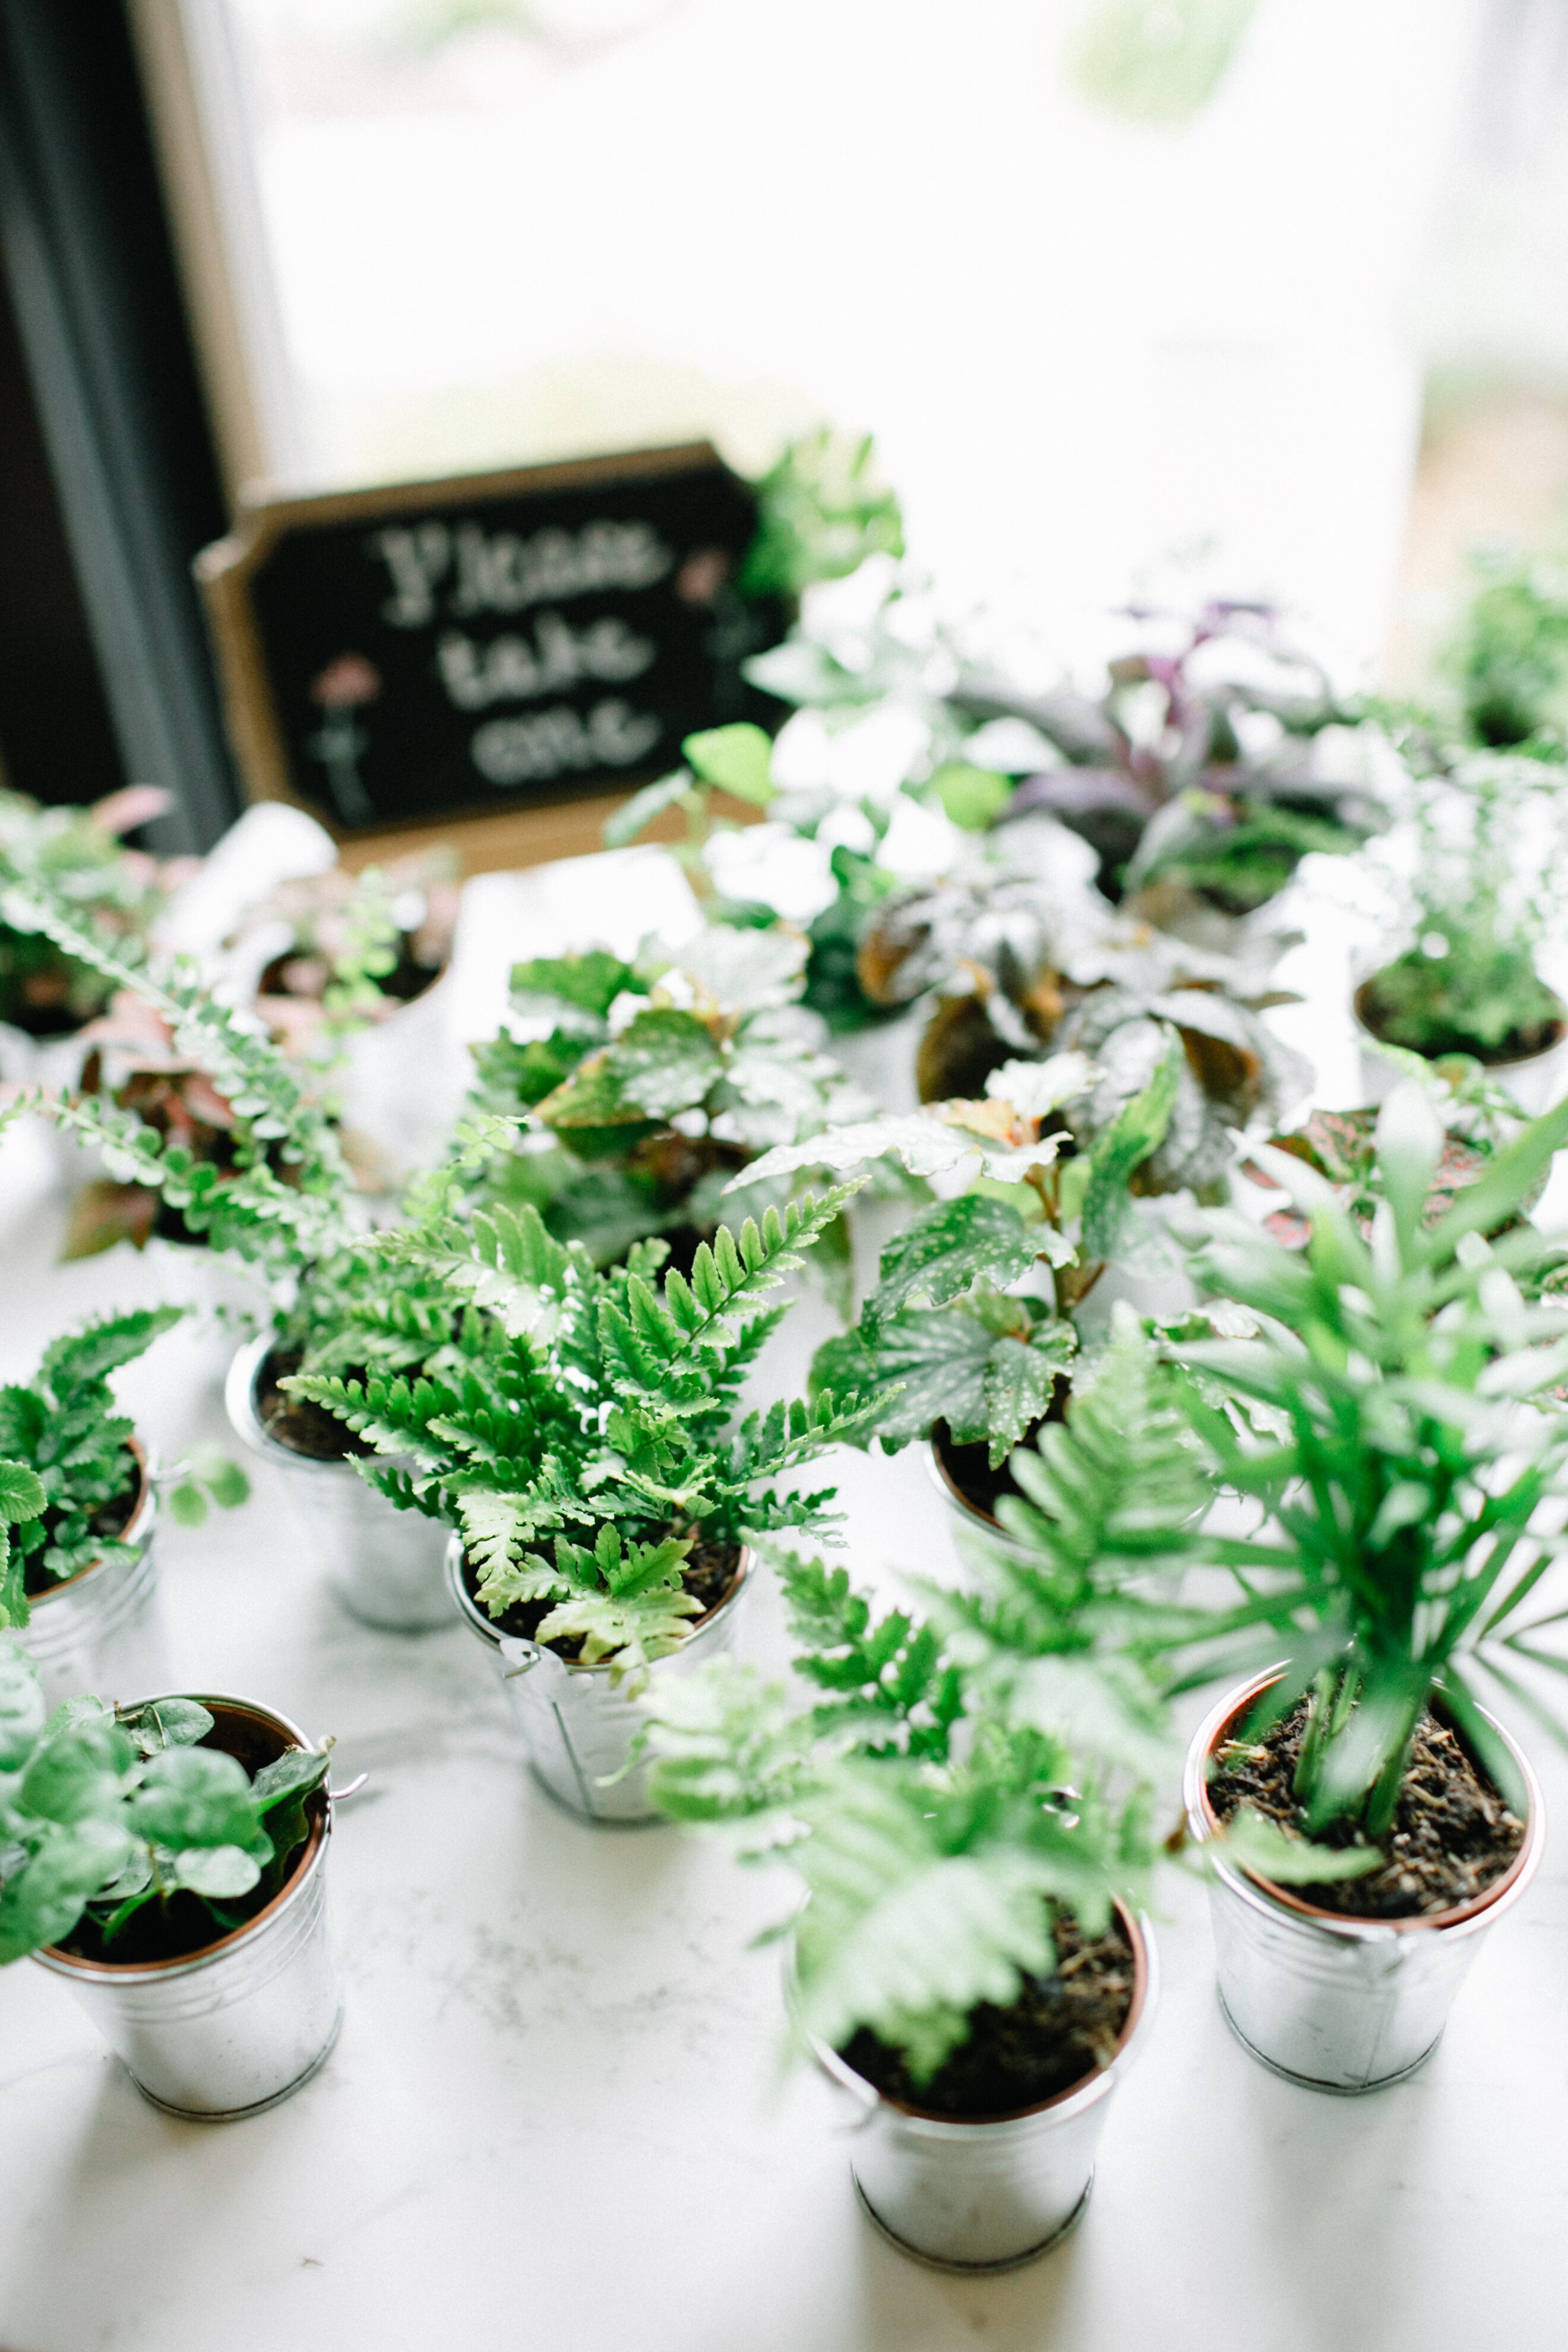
286,1181,872,1819
466,924,870,1291
1171,1083,1568,2090
965,598,1387,913
0,785,184,1086
638,1526,1161,2269
1,885,352,1276
0,1639,338,2117
1441,545,1568,754
853,813,1308,1121
7,883,469,1631
737,950,1297,1529
0,1309,247,1709
222,1127,519,1633
1240,1067,1537,1251
1354,755,1568,1112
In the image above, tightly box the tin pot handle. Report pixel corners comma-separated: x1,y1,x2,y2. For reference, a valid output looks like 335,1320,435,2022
823,2071,881,2135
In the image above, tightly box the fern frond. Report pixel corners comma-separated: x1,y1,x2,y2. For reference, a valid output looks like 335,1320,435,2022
42,1308,184,1397
791,1763,1060,2077
638,1659,823,1838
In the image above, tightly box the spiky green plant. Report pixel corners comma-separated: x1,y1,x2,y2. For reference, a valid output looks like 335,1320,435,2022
1169,1082,1568,1837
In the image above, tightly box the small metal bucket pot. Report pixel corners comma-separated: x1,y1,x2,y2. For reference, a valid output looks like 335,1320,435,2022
924,1436,1038,1572
226,1335,451,1632
33,1695,342,2119
18,1443,167,1712
808,1905,1156,2272
1352,979,1568,1117
445,1534,751,1824
1184,1668,1545,2094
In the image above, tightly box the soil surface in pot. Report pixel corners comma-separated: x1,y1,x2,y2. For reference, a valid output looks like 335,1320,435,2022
1208,1699,1525,1918
839,1907,1135,2119
24,1444,141,1600
1356,972,1566,1069
259,1348,372,1463
461,1534,741,1655
52,1702,325,1968
933,1396,1066,1525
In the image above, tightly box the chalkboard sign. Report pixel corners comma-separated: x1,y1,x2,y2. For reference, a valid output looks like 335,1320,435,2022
195,443,781,834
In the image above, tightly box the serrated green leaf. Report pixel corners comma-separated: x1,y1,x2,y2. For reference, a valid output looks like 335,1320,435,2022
0,1460,46,1525
865,1193,1039,1342
0,1817,135,1962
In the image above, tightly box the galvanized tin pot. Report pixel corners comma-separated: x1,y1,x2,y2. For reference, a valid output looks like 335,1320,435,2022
445,1534,751,1824
34,1695,342,2119
226,1335,451,1632
18,1443,168,1712
808,1905,1156,2272
1352,979,1568,1117
1184,1669,1545,2094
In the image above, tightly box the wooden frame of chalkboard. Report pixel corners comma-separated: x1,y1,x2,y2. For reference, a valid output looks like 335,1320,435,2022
194,441,781,839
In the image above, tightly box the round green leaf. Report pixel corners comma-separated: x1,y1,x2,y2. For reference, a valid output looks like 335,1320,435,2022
19,1719,135,1825
172,1843,263,1899
0,1817,135,1962
127,1748,259,1850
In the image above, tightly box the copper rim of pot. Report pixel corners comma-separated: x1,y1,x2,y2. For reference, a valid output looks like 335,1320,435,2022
805,1898,1153,2130
37,1695,330,1983
445,1534,753,1667
27,1434,155,1610
1188,1663,1544,1935
1351,977,1568,1074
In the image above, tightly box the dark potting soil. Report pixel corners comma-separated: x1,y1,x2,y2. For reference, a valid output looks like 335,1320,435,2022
23,1445,141,1599
258,1349,371,1463
1207,1699,1525,1919
463,1534,742,1655
932,1395,1066,1525
839,1907,1136,2120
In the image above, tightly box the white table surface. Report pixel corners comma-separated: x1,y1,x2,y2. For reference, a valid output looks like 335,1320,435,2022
3,854,1567,2352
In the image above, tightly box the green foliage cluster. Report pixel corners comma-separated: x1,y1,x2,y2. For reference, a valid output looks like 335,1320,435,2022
641,1632,1149,2084
1171,1084,1568,1838
0,789,170,1037
0,1642,327,1965
1360,755,1566,1063
1446,548,1568,753
0,1310,246,1629
466,924,864,1269
749,1045,1187,1462
1362,938,1562,1063
4,882,354,1281
287,1180,872,1678
739,429,905,606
